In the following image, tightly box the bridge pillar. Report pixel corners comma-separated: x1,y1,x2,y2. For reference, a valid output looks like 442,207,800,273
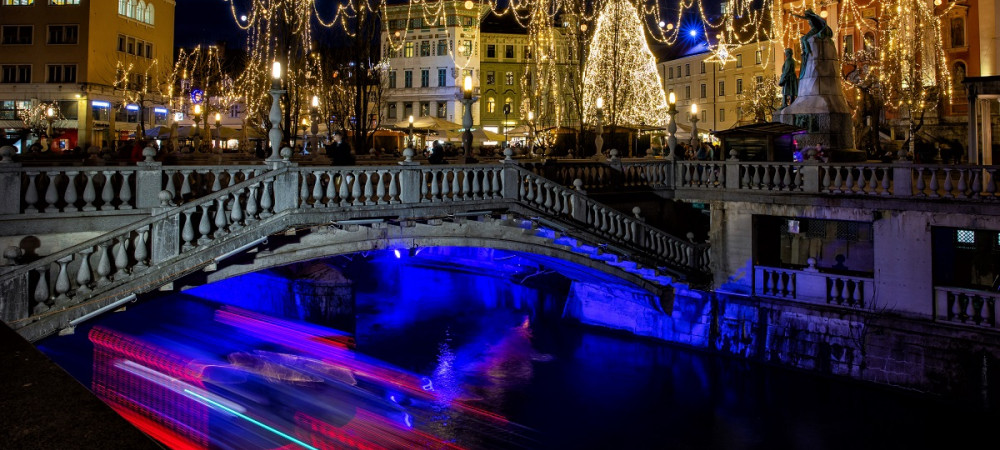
134,162,163,209
501,166,521,200
800,164,821,193
724,163,740,190
892,163,912,197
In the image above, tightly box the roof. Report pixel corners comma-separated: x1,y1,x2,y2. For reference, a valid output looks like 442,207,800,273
711,122,805,137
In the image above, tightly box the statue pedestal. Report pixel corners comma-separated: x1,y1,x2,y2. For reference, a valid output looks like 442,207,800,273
778,35,865,162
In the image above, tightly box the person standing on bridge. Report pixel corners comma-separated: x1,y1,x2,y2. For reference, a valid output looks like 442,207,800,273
326,131,354,166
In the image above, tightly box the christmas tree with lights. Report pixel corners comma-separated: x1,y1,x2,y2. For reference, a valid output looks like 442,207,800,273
583,0,668,128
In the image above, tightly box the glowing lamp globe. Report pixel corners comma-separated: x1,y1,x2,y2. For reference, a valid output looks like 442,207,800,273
691,103,698,114
464,75,473,92
193,104,202,115
312,95,319,107
271,61,281,79
214,112,221,122
464,0,473,9
409,115,414,124
669,92,676,104
596,97,604,109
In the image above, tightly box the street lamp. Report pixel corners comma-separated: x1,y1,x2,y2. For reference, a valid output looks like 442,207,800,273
310,95,319,154
689,103,699,150
595,97,604,158
503,103,511,149
665,92,678,160
193,104,202,152
267,61,285,162
45,107,54,145
527,110,535,157
214,112,222,152
459,74,478,163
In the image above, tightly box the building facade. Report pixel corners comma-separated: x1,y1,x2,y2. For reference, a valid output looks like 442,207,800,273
0,0,175,152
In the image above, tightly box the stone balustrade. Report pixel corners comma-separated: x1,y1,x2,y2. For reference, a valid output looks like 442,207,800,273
934,286,998,328
911,165,1000,199
4,166,149,215
162,166,265,204
755,265,875,309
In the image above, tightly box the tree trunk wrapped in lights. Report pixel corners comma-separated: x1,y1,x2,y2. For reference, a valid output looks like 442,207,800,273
582,0,669,137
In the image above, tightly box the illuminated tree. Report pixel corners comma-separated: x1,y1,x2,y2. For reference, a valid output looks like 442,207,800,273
582,0,668,148
166,46,239,149
736,75,781,124
113,59,171,142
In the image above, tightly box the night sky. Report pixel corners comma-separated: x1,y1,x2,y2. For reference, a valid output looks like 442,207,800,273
174,0,244,48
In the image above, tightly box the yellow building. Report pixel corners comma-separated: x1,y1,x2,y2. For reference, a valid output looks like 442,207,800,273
659,41,780,136
0,0,175,151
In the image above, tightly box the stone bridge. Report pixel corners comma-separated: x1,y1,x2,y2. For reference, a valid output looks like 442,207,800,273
0,159,708,341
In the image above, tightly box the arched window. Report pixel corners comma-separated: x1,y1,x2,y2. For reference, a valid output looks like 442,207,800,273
863,32,875,51
145,3,154,25
118,0,127,15
135,1,145,22
487,97,496,113
954,62,967,86
951,17,966,47
127,0,136,17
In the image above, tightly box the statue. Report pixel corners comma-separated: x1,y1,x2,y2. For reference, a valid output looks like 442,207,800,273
778,48,798,108
790,9,833,79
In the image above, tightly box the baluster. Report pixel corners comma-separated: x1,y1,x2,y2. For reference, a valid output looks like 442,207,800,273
544,183,555,210
957,169,969,198
851,280,863,307
114,234,130,276
134,227,149,271
419,171,429,201
182,209,197,250
524,177,535,202
819,167,831,193
364,171,376,205
943,168,954,198
163,171,177,199
844,167,855,194
792,166,801,190
971,170,982,198
389,172,400,204
312,170,324,207
180,170,193,199
376,171,387,204
451,169,461,200
33,267,51,314
260,179,275,217
781,166,792,191
551,187,562,213
462,169,472,200
54,256,73,305
100,171,116,210
880,168,891,196
827,278,836,304
831,167,843,193
230,192,244,230
915,167,926,196
214,197,229,238
753,165,764,189
119,171,133,209
561,191,571,215
75,248,94,294
25,171,40,213
299,172,310,207
741,165,751,188
428,171,440,201
682,164,691,187
321,171,334,206
535,180,546,206
928,168,940,198
245,185,259,222
986,169,999,199
336,171,349,206
63,171,79,212
769,270,778,295
491,169,502,198
472,170,483,199
838,278,848,304
81,171,98,211
96,242,112,284
197,203,213,245
44,172,59,212
347,173,360,205
211,171,223,192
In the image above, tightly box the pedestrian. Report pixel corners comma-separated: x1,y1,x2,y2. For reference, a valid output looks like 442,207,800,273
326,131,354,165
429,140,446,164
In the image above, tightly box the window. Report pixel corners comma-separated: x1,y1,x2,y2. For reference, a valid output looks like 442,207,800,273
755,50,762,64
46,64,75,83
135,1,144,22
524,46,532,59
127,37,135,54
951,16,966,47
388,103,397,119
505,71,514,85
462,40,472,56
700,62,706,74
701,110,706,122
388,70,396,88
118,34,125,52
403,102,413,118
1,25,32,45
438,68,447,87
91,101,109,121
954,62,967,86
0,100,31,120
700,83,706,98
47,25,78,44
756,75,763,86
685,85,691,99
719,108,725,122
144,3,154,24
145,43,152,58
410,18,423,29
420,102,429,116
118,0,126,14
437,102,447,118
404,42,414,58
437,39,447,55
718,80,725,96
420,69,429,87
505,45,514,58
420,41,430,57
957,229,975,244
1,64,31,83
668,67,673,79
736,54,742,68
487,97,496,113
843,35,854,57
3,0,34,4
736,78,743,95
685,64,690,76
487,44,496,58
404,70,412,88
486,71,495,85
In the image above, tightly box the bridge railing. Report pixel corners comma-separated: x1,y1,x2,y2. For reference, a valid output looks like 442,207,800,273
754,265,875,309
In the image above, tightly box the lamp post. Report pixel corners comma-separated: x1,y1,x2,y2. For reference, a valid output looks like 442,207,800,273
192,104,202,152
310,95,319,154
267,61,285,162
689,103,699,150
214,112,222,152
459,75,477,163
503,103,511,149
45,106,54,146
665,92,678,161
595,97,604,158
527,110,535,158
400,114,416,164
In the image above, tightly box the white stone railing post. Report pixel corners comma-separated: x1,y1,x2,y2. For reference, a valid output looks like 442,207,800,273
135,162,164,209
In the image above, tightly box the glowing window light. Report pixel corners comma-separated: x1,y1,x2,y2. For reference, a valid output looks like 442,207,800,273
126,104,140,111
92,100,110,108
153,107,168,114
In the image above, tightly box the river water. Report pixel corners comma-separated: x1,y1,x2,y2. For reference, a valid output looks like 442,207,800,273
38,292,998,450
